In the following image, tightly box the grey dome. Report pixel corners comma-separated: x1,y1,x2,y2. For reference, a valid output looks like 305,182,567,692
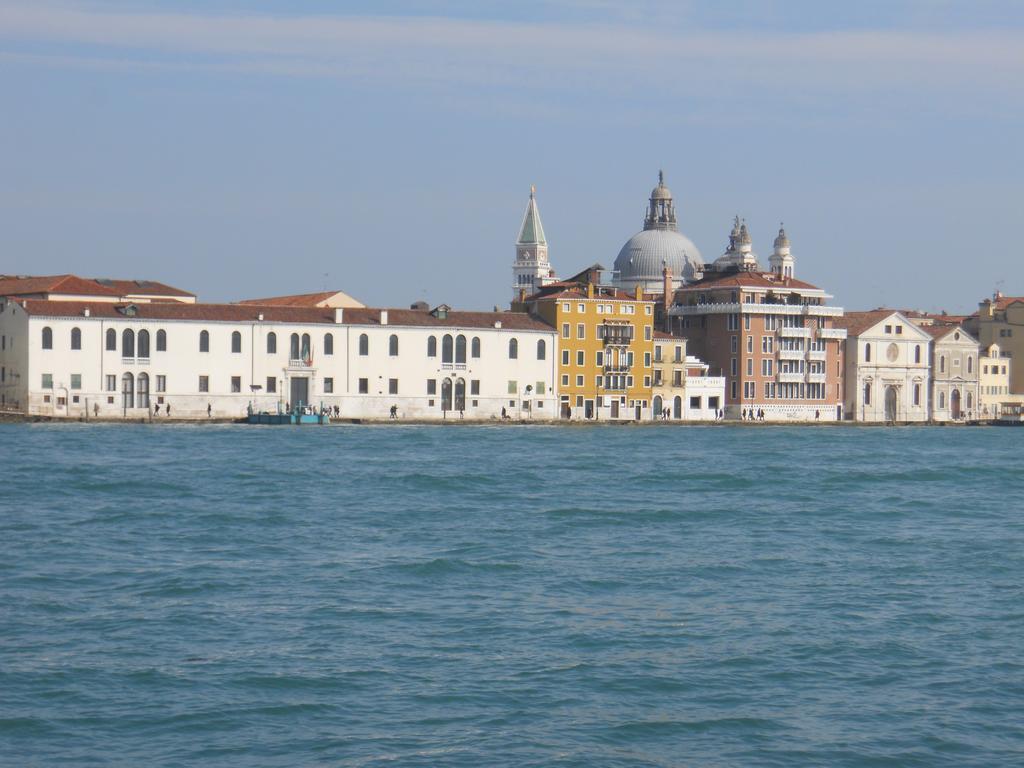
614,228,704,285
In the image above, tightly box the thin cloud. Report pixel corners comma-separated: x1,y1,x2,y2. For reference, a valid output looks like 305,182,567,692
0,1,1021,95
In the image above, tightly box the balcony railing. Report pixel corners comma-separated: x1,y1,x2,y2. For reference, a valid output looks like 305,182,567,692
780,327,811,338
808,372,827,383
779,371,805,383
604,364,631,373
778,349,804,361
288,358,314,368
808,350,827,361
818,328,848,339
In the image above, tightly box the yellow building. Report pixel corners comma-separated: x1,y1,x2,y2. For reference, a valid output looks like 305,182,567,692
651,333,725,420
515,266,655,420
978,343,1024,418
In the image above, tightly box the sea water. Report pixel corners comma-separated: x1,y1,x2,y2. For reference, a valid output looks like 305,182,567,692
1,423,1023,767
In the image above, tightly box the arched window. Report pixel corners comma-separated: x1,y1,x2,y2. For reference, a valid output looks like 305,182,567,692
441,378,453,411
137,373,150,409
324,333,334,356
389,334,399,357
267,332,277,354
863,382,871,405
455,378,466,411
913,383,921,406
455,335,466,364
864,343,871,362
940,355,946,374
121,372,134,409
967,356,973,373
427,336,437,357
156,329,166,352
471,337,481,358
123,329,136,357
138,329,150,358
537,339,546,360
199,330,209,353
42,326,53,350
106,328,116,351
914,345,921,364
966,391,973,410
290,333,300,359
939,391,946,409
442,334,453,364
71,327,82,350
509,338,518,359
231,331,242,354
301,334,311,360
358,333,368,356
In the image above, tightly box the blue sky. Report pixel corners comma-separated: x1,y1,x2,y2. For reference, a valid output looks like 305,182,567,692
1,1,1022,313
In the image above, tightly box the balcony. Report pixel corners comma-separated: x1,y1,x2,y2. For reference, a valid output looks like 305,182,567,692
808,349,827,361
779,348,804,361
805,305,845,317
288,358,314,368
121,357,135,365
779,372,805,383
818,328,848,340
604,364,631,374
780,327,811,339
808,372,827,383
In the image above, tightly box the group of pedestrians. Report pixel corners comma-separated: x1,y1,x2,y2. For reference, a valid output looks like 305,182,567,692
743,408,766,421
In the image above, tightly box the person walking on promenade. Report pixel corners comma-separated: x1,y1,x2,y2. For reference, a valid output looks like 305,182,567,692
390,404,398,420
207,403,212,418
166,403,171,418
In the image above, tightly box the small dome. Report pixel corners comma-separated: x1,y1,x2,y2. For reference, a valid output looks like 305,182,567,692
614,229,704,286
773,224,789,249
650,169,672,200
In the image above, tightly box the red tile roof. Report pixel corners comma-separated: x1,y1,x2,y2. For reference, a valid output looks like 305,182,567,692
343,308,554,332
680,270,822,292
0,274,194,298
983,295,1024,311
833,310,899,336
238,291,338,307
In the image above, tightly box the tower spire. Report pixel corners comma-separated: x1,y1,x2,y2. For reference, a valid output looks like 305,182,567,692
512,186,554,302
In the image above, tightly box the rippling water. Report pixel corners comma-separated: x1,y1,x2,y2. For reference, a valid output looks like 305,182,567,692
2,423,1023,766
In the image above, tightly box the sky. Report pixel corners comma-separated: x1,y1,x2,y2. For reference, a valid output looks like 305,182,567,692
1,1,1022,314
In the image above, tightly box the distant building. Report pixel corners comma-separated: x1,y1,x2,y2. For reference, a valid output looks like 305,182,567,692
512,187,556,302
978,343,1020,418
237,290,364,309
964,293,1024,393
613,171,703,293
836,310,931,422
919,324,979,421
651,332,724,420
668,221,846,420
514,265,656,420
0,274,195,304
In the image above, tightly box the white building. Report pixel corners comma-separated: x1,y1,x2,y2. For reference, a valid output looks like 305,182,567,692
837,310,931,422
0,297,558,420
651,333,725,420
921,324,980,421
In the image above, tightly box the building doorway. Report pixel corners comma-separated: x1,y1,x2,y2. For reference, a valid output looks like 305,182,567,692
609,400,619,419
137,373,150,410
290,376,309,409
441,378,452,412
673,396,682,419
585,399,594,419
122,372,134,410
884,386,898,422
560,396,570,419
652,395,662,420
950,389,961,419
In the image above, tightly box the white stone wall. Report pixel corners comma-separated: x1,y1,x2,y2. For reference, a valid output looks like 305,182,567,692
844,317,932,422
930,334,980,421
0,300,29,411
5,307,557,420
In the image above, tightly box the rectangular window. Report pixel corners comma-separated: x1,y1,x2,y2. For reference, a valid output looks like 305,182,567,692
644,375,651,387
535,381,545,395
731,381,737,399
746,335,753,353
727,313,739,331
106,374,116,392
70,374,81,390
644,326,652,341
578,303,585,313
156,375,166,393
324,377,334,394
896,326,903,335
644,352,651,367
561,374,569,386
42,373,53,389
575,375,584,386
427,379,436,395
266,377,276,393
359,378,369,394
471,380,480,395
577,324,585,339
764,382,771,398
731,358,737,376
563,302,570,312
199,375,209,393
388,378,398,395
731,335,738,353
596,350,604,366
561,349,570,365
231,376,241,393
576,350,584,366
885,325,892,334
508,380,517,394
561,323,570,338
744,315,751,330
596,375,603,387
645,305,652,315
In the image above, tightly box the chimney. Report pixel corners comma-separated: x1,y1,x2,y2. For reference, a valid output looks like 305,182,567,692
634,284,643,300
257,313,264,321
83,308,90,317
662,266,672,326
494,320,502,329
380,309,388,325
334,307,344,323
587,283,595,299
518,288,526,303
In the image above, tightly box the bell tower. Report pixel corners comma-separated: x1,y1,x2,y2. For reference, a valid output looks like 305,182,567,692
769,223,795,279
513,186,554,301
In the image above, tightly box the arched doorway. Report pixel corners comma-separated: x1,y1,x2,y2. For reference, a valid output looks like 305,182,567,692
441,378,452,412
122,372,134,410
884,386,898,422
673,396,682,419
652,395,662,420
454,378,466,412
950,389,961,420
